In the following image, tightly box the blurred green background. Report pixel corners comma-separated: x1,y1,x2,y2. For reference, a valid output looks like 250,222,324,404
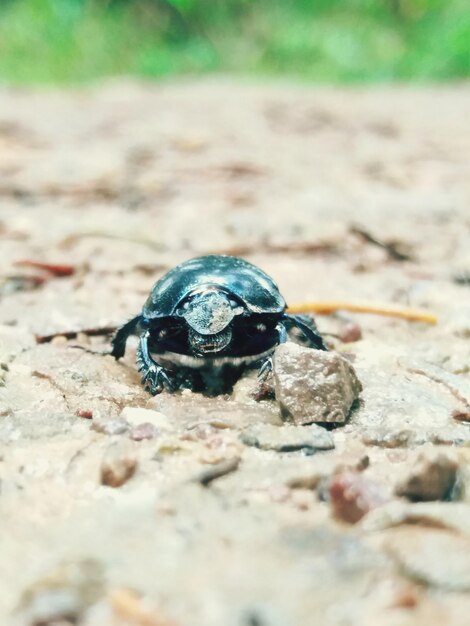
0,0,469,84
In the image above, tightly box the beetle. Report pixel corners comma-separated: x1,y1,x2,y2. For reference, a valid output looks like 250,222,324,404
111,255,327,394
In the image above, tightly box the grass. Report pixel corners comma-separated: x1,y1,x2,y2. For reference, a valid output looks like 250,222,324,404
0,0,469,84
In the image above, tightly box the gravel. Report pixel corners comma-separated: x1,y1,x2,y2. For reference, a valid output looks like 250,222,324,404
1,80,470,626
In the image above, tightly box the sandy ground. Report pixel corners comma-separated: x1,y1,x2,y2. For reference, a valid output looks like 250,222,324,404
1,79,470,626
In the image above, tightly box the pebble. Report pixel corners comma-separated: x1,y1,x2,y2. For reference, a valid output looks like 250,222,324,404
273,342,362,424
130,422,160,441
240,422,334,454
338,322,362,343
329,471,389,524
100,440,137,487
394,449,459,501
120,407,173,431
91,417,130,436
453,408,470,423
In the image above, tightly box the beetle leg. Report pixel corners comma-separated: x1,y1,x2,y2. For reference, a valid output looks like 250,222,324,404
282,314,327,350
257,358,273,380
136,331,174,395
111,315,143,359
257,322,287,380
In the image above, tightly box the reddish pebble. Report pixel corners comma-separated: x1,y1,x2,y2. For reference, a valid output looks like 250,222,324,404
452,408,470,422
76,409,93,419
329,471,388,524
338,322,362,343
130,422,159,441
390,586,420,609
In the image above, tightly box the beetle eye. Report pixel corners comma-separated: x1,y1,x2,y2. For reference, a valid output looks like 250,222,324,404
256,323,267,332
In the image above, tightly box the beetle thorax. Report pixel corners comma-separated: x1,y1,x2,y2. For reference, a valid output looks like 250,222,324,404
178,288,243,355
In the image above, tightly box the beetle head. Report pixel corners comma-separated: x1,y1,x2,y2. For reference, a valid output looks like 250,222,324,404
177,288,244,355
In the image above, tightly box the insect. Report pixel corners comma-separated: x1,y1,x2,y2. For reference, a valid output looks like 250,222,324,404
111,255,326,394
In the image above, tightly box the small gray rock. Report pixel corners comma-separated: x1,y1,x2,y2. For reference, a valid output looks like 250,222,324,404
240,422,334,453
273,342,362,424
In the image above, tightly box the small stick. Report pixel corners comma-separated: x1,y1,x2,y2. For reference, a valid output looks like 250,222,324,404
58,232,164,251
350,225,413,261
194,456,240,486
287,301,438,325
35,326,117,344
210,240,337,257
14,259,75,277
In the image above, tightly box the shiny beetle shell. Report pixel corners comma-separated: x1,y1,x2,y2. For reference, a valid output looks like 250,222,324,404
143,255,286,319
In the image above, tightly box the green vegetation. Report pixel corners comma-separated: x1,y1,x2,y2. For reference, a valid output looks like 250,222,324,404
0,0,469,84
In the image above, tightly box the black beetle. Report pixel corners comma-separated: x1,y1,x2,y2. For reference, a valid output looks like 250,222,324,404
111,255,326,394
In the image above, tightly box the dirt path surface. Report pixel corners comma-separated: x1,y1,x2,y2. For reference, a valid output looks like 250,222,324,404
1,79,470,626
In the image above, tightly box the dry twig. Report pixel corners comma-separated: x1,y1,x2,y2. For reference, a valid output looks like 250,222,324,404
350,225,413,261
194,456,241,486
287,301,438,324
14,259,76,277
35,326,117,344
210,240,337,257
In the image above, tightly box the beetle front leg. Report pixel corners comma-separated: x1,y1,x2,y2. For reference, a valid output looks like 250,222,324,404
136,331,174,395
111,315,142,359
257,322,287,380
